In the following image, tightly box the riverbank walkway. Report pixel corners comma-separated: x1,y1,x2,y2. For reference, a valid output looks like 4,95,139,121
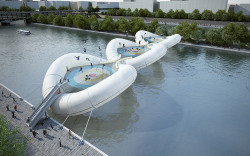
0,83,107,156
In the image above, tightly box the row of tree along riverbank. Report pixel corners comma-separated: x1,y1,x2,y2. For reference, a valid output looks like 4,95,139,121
31,13,250,50
104,8,250,23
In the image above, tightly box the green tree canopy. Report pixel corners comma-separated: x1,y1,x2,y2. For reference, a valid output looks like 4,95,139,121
125,8,132,16
53,15,64,26
64,14,73,27
206,29,223,45
129,17,146,35
188,9,201,20
99,16,116,32
201,10,214,20
0,115,29,155
214,10,226,21
148,19,159,33
236,11,245,22
37,14,48,24
48,6,56,11
88,15,98,25
222,22,238,45
47,13,55,24
39,6,47,11
73,14,89,29
236,23,248,43
32,13,39,23
166,9,174,18
116,17,130,33
94,6,100,12
133,8,139,17
91,21,100,30
155,25,168,36
154,9,165,18
138,8,146,17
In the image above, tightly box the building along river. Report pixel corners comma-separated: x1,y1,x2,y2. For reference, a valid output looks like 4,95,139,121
0,21,250,156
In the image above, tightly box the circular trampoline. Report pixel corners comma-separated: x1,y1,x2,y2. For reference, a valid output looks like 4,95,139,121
119,46,149,57
144,36,166,43
66,65,115,90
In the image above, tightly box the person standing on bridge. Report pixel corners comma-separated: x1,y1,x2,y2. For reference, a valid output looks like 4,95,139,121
32,130,36,138
2,91,3,97
69,129,71,139
6,104,9,111
59,138,62,147
14,105,17,111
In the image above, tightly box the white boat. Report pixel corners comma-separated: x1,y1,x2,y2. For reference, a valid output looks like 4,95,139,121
16,29,31,35
106,31,181,70
42,53,137,116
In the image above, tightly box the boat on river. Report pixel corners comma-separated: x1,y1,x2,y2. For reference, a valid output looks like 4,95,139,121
16,29,31,35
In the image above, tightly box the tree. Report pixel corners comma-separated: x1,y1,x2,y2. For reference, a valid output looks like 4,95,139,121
176,20,192,41
154,9,165,18
206,29,222,45
168,27,177,35
53,15,64,26
117,8,126,16
47,13,55,24
125,8,132,16
116,17,129,33
99,16,116,32
48,6,56,11
65,14,73,27
172,10,180,19
133,8,139,17
87,6,94,13
0,6,9,12
94,6,100,12
227,10,237,21
88,15,98,25
20,5,32,11
189,9,201,20
192,29,204,43
0,115,29,155
236,11,245,22
144,9,152,17
73,14,89,29
107,8,117,16
166,9,174,18
37,14,48,24
222,22,238,45
201,10,214,20
221,13,228,21
32,13,39,23
214,10,226,21
236,23,248,43
155,25,168,36
79,6,83,11
138,8,146,17
91,21,99,30
129,17,146,35
179,9,188,19
39,6,47,11
147,19,159,33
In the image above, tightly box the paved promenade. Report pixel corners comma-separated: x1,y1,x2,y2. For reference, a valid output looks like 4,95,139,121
0,83,107,156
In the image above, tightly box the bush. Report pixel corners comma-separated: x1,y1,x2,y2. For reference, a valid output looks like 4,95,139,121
214,10,226,21
147,19,159,33
129,17,146,35
37,14,48,24
168,27,176,35
88,15,98,25
20,5,32,11
53,15,64,26
87,6,94,13
154,9,165,18
32,13,39,23
94,6,100,12
133,8,139,17
0,6,9,11
166,9,174,18
238,42,245,48
79,6,83,11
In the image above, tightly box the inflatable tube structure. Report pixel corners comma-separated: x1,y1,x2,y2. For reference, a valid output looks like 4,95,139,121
43,53,137,115
135,30,181,49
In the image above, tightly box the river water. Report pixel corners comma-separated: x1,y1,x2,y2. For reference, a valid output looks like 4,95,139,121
0,21,250,156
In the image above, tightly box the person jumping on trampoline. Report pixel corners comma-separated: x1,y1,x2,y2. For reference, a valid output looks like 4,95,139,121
75,56,80,60
84,48,86,53
80,67,83,72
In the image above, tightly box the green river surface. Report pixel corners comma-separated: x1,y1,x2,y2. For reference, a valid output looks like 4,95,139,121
0,21,250,156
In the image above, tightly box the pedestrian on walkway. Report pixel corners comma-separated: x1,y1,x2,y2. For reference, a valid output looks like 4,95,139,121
6,105,9,111
2,91,3,97
59,138,62,147
13,97,16,103
26,117,30,123
50,123,54,129
12,111,15,118
41,121,44,127
14,105,17,111
43,129,47,136
32,130,36,138
84,48,86,53
69,129,71,139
